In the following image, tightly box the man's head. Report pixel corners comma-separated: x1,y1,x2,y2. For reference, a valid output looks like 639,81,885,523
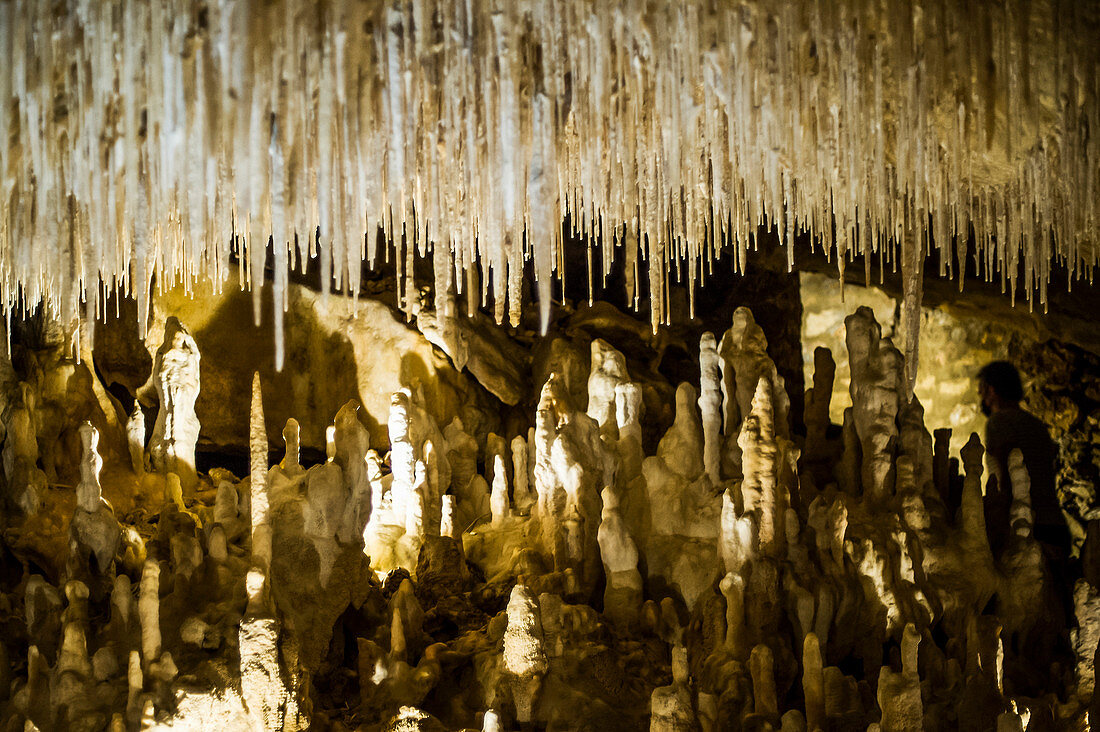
977,360,1024,416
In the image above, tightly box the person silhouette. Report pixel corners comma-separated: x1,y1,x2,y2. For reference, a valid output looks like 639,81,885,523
977,360,1066,554
978,361,1078,697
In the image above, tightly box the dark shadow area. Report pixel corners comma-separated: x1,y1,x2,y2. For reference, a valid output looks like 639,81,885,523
95,281,363,460
554,219,806,435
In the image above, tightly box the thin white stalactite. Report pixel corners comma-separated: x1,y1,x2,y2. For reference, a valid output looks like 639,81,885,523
0,0,1097,366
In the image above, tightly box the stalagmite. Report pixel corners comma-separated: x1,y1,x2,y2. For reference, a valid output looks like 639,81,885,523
698,694,719,732
719,308,790,441
720,489,754,576
0,218,1095,732
720,572,748,658
334,401,372,543
804,347,835,464
587,339,630,436
616,382,645,478
406,463,428,541
110,574,133,639
239,614,293,730
75,424,102,515
597,487,643,625
511,435,535,515
1007,449,1033,534
482,709,502,732
24,578,60,668
740,379,783,558
959,435,995,567
54,619,92,714
749,644,779,718
698,333,722,485
803,633,826,732
501,584,547,723
126,651,143,724
490,453,510,526
846,307,902,501
138,560,161,668
5,386,44,514
650,645,696,731
440,495,456,539
165,472,185,511
69,422,121,578
658,384,705,481
127,407,146,474
281,418,303,477
214,480,239,527
532,374,605,591
250,373,271,576
877,624,923,732
389,391,417,525
149,318,201,490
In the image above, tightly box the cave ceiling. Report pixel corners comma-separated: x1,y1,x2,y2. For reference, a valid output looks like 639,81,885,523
1,0,1098,374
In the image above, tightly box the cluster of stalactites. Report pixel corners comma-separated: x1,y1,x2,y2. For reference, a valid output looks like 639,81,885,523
2,0,1098,367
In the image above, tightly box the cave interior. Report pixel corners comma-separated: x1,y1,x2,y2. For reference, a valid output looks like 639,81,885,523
2,1,1100,730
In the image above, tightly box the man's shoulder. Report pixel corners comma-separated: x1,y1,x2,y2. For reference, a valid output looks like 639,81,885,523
984,410,1012,438
986,407,1053,447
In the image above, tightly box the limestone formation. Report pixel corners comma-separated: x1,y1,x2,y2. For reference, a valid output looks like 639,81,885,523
1007,449,1034,534
280,418,304,478
490,451,510,526
239,615,296,730
719,307,790,441
0,299,1091,729
739,378,784,558
127,405,146,474
149,318,201,490
587,338,631,438
657,383,705,482
3,385,45,514
501,584,547,723
532,373,606,592
845,307,902,502
511,435,535,515
877,624,924,732
68,422,121,579
249,374,273,614
749,644,779,719
440,495,457,539
650,645,695,731
334,400,373,543
138,560,161,668
597,487,643,625
698,332,722,485
803,633,826,732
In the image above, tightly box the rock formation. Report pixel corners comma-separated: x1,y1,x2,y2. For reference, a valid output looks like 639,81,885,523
149,318,202,490
0,300,1092,730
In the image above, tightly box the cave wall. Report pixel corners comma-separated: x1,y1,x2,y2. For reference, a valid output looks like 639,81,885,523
93,278,504,461
1012,337,1100,544
800,272,1015,455
800,268,1100,550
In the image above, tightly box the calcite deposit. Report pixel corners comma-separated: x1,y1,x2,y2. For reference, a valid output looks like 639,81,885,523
0,294,1093,731
3,0,1099,386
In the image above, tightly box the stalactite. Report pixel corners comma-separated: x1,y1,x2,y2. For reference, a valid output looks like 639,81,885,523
1,0,1097,364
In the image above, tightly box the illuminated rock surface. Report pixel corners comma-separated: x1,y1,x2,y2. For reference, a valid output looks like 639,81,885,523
0,292,1094,730
2,0,1099,375
2,1,1100,728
